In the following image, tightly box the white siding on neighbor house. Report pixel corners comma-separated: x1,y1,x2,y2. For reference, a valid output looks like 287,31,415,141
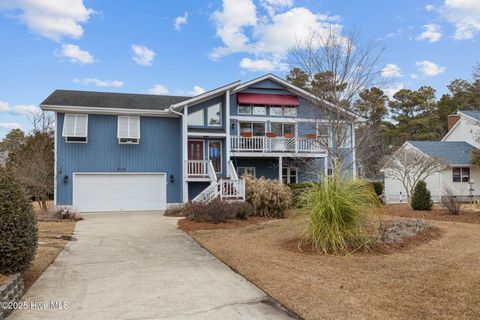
443,116,480,148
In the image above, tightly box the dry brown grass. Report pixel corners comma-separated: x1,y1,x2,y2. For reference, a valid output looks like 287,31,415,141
385,204,480,224
186,214,480,320
22,221,75,290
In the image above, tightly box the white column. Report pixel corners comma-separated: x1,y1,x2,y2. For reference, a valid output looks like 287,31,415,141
351,124,357,179
225,90,231,162
324,156,328,177
182,105,189,203
279,156,283,182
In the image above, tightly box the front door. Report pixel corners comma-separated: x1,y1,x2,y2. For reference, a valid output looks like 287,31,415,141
188,140,204,176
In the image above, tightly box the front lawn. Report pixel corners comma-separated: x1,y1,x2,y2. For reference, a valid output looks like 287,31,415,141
184,210,480,320
385,203,480,224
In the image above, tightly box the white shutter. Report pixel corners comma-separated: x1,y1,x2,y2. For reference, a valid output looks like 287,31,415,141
63,114,88,137
118,116,140,139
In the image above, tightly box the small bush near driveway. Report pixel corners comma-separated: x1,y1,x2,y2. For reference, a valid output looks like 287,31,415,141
244,176,292,218
0,168,38,274
184,199,253,223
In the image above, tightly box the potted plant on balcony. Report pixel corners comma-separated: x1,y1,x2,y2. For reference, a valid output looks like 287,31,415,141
305,133,317,139
240,132,252,138
266,132,277,138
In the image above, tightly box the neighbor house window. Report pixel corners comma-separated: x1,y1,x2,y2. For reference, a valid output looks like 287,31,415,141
452,167,470,182
63,114,88,143
238,167,256,177
118,116,140,144
187,109,204,126
238,105,252,115
207,103,222,126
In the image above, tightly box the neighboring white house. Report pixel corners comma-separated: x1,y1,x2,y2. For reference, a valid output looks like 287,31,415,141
384,111,480,203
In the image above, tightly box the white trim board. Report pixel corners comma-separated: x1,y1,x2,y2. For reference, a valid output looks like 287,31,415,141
42,104,177,117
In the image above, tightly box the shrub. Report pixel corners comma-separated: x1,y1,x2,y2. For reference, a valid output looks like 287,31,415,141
183,198,252,223
244,176,292,218
288,183,310,208
301,170,381,254
0,168,38,274
441,187,461,215
54,207,83,221
371,181,384,197
411,180,433,211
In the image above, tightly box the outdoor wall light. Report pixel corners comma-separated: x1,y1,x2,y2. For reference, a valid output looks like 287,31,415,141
170,174,175,183
231,122,236,130
63,175,69,184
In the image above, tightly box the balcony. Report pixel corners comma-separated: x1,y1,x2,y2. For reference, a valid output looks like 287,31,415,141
230,135,325,154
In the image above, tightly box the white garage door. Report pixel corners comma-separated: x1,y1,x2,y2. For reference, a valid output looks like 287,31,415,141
73,173,167,212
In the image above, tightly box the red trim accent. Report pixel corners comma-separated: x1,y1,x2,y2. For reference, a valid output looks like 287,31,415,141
237,92,299,106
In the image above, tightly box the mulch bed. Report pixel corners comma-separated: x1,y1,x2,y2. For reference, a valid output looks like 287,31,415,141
178,216,274,232
384,204,480,224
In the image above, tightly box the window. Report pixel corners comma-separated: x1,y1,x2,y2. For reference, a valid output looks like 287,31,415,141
270,106,283,116
240,122,266,136
284,106,297,117
238,105,252,115
317,124,332,147
118,116,140,144
207,103,222,126
63,114,88,143
340,125,352,148
252,105,266,115
238,167,256,177
208,141,222,173
452,167,470,182
282,167,298,184
271,123,296,137
188,109,204,126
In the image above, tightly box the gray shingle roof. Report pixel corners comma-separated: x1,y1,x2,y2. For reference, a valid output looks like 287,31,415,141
408,141,475,165
460,111,480,121
41,90,191,111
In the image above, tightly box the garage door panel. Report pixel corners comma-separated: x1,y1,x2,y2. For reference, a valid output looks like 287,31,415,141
73,173,166,212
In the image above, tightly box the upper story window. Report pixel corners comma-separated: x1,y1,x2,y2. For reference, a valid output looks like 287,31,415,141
317,124,332,147
118,116,140,144
237,104,297,117
339,125,352,148
452,167,470,182
188,109,204,126
238,105,252,115
284,106,297,117
271,123,295,137
252,105,266,115
207,103,222,126
63,114,88,143
270,106,283,116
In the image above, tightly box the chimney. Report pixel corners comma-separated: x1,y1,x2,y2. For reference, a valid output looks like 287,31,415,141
448,114,460,131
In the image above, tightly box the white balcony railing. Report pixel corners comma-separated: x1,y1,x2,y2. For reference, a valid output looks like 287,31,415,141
231,136,324,153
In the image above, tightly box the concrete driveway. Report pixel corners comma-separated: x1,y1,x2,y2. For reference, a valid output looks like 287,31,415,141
9,212,294,320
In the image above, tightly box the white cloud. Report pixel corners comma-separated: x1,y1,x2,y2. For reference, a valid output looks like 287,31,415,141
416,60,446,76
381,63,402,78
174,12,188,31
0,0,94,41
416,24,443,42
425,4,435,12
260,0,294,15
0,100,38,115
441,0,480,40
0,122,22,131
73,78,124,88
147,84,169,95
60,44,93,64
131,44,156,66
190,86,206,95
239,57,288,72
410,74,419,79
384,83,405,98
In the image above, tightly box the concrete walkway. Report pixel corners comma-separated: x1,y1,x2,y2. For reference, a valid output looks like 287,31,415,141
9,212,294,320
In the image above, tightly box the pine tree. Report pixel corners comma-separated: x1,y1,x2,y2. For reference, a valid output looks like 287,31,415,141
411,180,433,211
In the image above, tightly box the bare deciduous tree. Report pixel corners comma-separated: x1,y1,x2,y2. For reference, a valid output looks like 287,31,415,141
383,147,446,200
289,27,385,176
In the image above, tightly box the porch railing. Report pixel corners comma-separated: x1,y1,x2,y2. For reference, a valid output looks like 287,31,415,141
231,136,324,153
185,160,217,181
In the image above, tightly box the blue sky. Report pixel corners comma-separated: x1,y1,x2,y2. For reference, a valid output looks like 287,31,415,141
0,0,479,138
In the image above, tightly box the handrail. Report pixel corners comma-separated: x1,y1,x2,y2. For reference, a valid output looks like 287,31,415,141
207,160,217,182
227,160,239,180
230,136,324,153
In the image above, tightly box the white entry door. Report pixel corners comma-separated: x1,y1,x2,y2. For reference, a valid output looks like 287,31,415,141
73,173,167,212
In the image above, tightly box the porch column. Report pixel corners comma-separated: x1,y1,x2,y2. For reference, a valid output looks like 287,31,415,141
225,89,231,162
324,157,328,177
279,156,283,182
351,124,357,179
182,105,189,203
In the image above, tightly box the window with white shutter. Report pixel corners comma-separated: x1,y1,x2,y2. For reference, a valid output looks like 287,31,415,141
63,114,88,143
117,116,140,144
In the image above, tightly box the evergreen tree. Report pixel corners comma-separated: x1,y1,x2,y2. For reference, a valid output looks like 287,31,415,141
411,180,433,211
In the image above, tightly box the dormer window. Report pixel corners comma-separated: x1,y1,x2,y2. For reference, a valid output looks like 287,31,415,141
63,114,88,143
118,116,140,144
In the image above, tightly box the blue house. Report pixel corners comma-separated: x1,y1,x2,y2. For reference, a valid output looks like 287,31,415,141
41,74,360,212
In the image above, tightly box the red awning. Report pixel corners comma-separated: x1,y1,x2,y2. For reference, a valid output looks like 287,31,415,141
237,92,299,106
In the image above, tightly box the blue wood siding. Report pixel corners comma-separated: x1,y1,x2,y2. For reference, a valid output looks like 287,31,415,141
232,157,279,180
56,113,183,205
